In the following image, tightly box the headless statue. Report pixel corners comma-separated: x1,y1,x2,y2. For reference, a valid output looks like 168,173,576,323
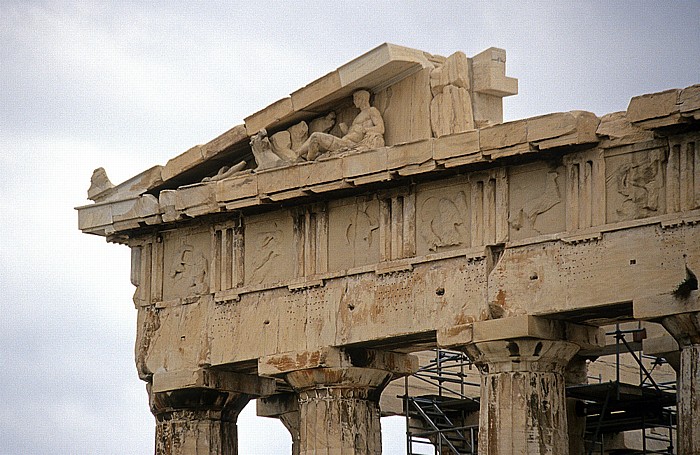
296,90,385,161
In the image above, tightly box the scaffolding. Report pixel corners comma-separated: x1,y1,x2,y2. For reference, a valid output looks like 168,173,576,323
403,324,678,455
403,350,480,454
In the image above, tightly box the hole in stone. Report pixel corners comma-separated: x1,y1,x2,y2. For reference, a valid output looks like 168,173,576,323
263,320,270,325
630,259,636,265
348,304,355,311
435,287,445,296
180,336,185,341
530,273,538,280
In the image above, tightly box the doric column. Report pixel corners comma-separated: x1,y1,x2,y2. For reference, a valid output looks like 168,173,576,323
149,369,276,455
565,357,588,455
438,315,603,455
635,291,700,455
259,347,418,455
257,393,301,455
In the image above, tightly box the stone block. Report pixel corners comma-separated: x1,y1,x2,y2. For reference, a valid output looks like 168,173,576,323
526,112,579,143
437,323,474,348
337,43,430,89
158,189,182,223
374,67,433,145
77,202,113,231
291,70,342,111
430,85,474,137
430,51,470,96
174,183,217,217
215,172,258,203
627,88,680,123
201,124,248,159
112,194,160,223
634,291,700,320
472,47,518,97
479,119,527,151
259,347,418,377
433,129,479,161
680,84,700,114
152,369,276,396
471,316,565,343
100,166,163,203
298,158,343,187
257,165,300,195
596,111,655,147
162,145,204,182
342,147,388,178
245,97,294,136
387,139,432,169
532,111,600,150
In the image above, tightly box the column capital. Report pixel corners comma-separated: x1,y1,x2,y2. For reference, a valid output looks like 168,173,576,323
258,347,418,379
437,315,604,351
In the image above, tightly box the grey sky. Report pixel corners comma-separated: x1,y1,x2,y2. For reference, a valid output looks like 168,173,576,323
1,1,698,453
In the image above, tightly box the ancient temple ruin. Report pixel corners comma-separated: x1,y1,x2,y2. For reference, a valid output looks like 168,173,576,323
77,44,700,454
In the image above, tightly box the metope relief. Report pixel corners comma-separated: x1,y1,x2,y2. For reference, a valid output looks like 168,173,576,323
416,179,470,256
508,163,565,241
162,228,211,301
244,211,295,286
606,148,666,223
328,196,381,271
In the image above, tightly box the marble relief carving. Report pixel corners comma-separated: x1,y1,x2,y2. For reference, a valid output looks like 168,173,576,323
607,149,665,222
508,171,561,233
328,197,381,271
169,244,209,296
419,191,469,252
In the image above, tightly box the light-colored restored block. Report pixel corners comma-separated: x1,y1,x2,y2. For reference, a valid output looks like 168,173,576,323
245,97,294,136
472,47,518,97
162,145,204,182
158,189,181,223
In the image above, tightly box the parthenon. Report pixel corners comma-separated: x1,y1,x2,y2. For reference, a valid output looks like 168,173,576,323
78,44,700,454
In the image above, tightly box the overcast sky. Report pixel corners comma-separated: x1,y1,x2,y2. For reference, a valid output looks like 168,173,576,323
1,1,698,454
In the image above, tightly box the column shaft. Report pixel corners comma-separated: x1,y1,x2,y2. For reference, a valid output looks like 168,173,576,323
150,388,249,455
287,367,392,455
466,339,579,455
678,344,700,455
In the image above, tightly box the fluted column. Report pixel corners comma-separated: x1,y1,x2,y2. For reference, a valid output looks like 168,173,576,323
635,291,700,455
259,347,418,455
149,369,276,455
466,338,579,454
438,316,603,455
150,387,249,455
